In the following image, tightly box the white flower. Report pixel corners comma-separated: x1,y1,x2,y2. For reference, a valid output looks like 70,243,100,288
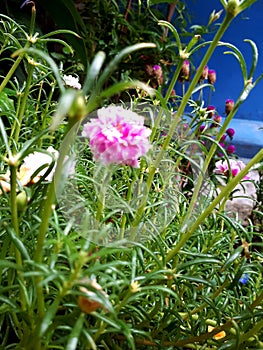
18,146,59,185
63,74,81,89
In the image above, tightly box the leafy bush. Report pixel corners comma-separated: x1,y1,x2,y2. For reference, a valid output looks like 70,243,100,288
0,1,262,349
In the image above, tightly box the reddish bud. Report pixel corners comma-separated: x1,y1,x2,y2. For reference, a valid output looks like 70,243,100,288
225,99,235,115
198,65,208,83
213,115,222,124
179,60,190,82
226,144,236,154
208,69,216,84
226,127,235,138
220,134,227,142
206,105,216,118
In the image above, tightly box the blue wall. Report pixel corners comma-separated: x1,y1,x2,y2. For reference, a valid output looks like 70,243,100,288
184,0,263,121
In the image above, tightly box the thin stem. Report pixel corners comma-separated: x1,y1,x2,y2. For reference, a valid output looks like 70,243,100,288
166,148,263,261
14,62,34,146
0,42,30,94
34,121,79,319
130,12,234,237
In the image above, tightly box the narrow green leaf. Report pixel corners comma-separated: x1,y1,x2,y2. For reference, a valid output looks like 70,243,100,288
65,313,85,350
12,48,65,92
50,89,78,131
244,39,258,79
158,21,182,52
96,43,156,91
82,51,106,95
221,246,244,272
7,227,31,261
0,117,11,156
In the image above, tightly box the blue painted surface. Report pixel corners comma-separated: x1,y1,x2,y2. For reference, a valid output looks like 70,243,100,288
181,1,263,159
183,0,263,122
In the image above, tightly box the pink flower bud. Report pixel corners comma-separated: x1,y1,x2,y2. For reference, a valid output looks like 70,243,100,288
208,69,216,84
226,144,236,154
226,127,235,138
206,105,216,118
220,134,227,141
179,60,190,82
225,99,235,115
213,115,222,124
198,65,208,83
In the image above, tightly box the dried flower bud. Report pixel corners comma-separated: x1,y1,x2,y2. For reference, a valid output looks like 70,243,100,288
225,99,235,115
178,60,190,82
198,65,208,83
208,69,216,84
144,64,163,88
152,64,163,86
206,105,216,118
213,115,222,124
78,278,109,314
208,325,226,340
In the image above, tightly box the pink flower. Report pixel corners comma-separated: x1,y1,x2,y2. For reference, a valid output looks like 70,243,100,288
214,159,250,179
82,106,152,168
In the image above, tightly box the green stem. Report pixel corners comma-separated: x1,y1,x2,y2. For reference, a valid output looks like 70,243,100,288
240,318,263,344
14,62,34,146
33,121,79,320
0,42,30,94
130,12,234,237
166,148,263,261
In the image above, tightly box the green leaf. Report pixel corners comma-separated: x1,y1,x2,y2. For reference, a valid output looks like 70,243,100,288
96,43,156,92
6,226,31,261
65,313,85,350
0,91,15,113
82,51,106,96
244,39,258,79
221,245,244,272
12,47,65,92
50,89,79,131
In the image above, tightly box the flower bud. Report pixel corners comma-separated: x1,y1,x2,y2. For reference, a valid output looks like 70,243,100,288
225,99,235,115
198,65,208,83
78,278,108,314
16,190,28,213
226,127,235,138
208,69,216,84
213,115,222,124
206,105,216,118
68,93,86,122
178,60,190,82
226,144,236,154
208,325,226,340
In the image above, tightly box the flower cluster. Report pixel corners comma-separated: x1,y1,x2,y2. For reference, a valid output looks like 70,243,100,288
82,106,152,168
